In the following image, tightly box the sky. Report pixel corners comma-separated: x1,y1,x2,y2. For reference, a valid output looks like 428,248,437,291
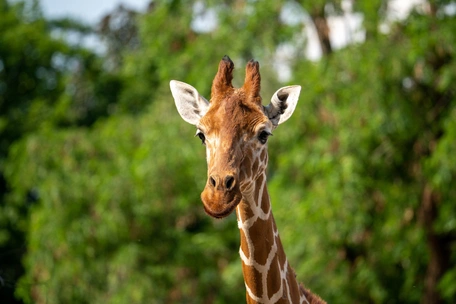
39,0,424,66
40,0,423,27
40,0,151,24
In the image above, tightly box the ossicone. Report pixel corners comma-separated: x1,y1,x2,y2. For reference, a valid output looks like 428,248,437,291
243,59,261,104
211,55,235,100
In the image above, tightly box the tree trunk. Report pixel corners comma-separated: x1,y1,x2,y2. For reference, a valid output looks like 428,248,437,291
419,184,450,304
310,6,332,57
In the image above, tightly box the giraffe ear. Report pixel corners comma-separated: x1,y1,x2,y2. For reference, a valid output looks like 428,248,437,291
264,85,301,126
170,80,210,125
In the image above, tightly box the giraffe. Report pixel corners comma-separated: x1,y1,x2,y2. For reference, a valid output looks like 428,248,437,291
170,56,325,304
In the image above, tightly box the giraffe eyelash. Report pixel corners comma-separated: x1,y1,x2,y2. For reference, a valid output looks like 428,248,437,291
258,130,272,144
195,130,206,145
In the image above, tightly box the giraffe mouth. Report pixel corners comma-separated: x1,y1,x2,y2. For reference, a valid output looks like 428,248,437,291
203,204,237,219
201,191,242,219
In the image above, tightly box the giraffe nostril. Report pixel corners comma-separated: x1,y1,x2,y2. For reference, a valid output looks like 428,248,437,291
209,176,217,188
224,175,235,190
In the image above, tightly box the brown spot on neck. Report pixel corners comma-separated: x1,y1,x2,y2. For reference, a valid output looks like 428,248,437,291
242,263,263,298
248,216,275,266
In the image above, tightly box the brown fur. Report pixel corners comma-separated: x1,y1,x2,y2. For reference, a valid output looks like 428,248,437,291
197,56,326,303
301,286,326,304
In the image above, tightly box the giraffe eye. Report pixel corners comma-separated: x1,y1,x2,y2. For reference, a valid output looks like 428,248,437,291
258,130,272,144
195,130,206,145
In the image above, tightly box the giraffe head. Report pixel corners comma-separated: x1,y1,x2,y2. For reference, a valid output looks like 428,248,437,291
170,56,300,219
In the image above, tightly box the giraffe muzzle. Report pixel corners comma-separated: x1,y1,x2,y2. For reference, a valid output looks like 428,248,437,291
201,173,242,218
208,174,236,191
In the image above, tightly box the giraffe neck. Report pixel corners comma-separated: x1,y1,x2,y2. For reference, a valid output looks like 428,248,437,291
236,173,309,304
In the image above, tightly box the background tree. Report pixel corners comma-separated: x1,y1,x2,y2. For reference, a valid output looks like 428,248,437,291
0,0,130,302
269,3,456,302
0,1,72,302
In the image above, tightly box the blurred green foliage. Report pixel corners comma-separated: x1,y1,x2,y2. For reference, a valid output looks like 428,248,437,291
1,0,455,303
